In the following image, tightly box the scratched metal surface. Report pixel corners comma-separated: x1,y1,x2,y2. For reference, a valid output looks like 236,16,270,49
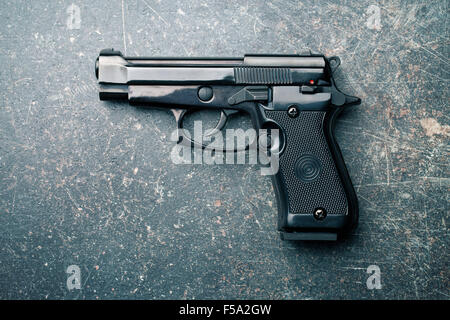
0,0,448,300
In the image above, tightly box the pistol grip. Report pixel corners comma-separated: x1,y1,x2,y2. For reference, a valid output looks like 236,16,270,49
263,108,358,240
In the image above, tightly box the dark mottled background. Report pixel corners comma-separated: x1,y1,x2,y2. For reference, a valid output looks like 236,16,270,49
0,0,448,299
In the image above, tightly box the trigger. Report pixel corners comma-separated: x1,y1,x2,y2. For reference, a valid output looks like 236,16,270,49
204,110,231,137
222,109,239,117
204,109,240,137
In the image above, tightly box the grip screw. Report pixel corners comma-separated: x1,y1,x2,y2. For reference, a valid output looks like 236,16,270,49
314,208,327,220
287,105,299,118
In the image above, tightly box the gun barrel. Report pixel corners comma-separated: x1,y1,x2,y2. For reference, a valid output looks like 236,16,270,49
96,49,327,100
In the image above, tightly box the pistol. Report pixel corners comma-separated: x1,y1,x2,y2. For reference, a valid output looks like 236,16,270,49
95,48,361,241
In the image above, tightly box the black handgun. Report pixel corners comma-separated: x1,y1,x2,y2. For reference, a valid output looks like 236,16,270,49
95,48,361,241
